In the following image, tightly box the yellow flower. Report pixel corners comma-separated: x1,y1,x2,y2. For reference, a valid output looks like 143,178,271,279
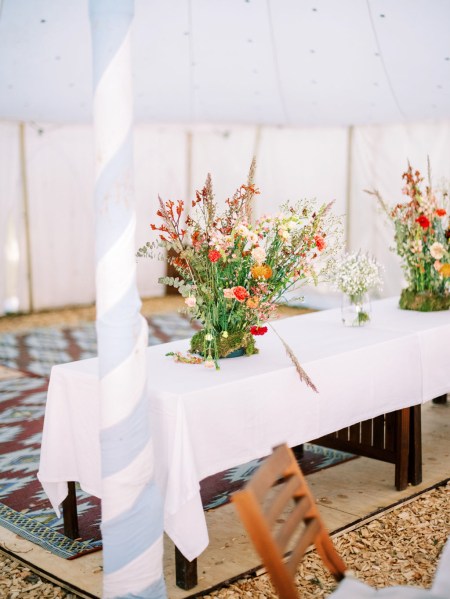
439,263,450,278
251,264,273,280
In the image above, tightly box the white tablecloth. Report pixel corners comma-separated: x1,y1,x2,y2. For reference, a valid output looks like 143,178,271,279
37,298,450,560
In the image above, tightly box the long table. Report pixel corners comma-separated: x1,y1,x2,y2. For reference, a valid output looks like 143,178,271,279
37,297,450,587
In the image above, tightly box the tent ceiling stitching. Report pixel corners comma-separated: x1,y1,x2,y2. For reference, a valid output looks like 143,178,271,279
0,0,449,126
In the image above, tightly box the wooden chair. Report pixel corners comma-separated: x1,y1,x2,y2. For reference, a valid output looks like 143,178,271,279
231,443,346,599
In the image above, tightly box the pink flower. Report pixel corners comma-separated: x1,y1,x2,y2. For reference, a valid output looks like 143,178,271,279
223,288,235,299
251,246,266,264
314,235,326,251
204,360,215,369
185,296,196,308
434,260,443,272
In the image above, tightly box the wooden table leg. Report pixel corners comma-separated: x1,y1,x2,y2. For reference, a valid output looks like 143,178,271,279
62,481,79,539
395,408,410,491
408,405,422,486
175,546,198,590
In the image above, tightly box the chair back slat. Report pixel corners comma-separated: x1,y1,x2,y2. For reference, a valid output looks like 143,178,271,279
265,474,304,527
286,518,321,575
274,495,312,552
249,446,295,499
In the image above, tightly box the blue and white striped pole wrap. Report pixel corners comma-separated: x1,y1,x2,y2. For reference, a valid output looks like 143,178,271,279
89,1,166,597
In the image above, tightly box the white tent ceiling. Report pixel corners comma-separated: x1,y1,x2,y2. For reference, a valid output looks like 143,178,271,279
1,0,449,127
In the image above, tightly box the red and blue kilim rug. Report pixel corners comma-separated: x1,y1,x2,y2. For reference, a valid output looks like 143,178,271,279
0,313,355,559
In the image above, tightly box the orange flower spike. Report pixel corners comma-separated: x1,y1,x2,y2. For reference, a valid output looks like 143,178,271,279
166,200,174,217
176,202,183,217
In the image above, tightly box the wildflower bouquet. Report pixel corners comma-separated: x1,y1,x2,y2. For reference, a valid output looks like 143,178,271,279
138,163,341,368
368,163,450,311
332,252,383,325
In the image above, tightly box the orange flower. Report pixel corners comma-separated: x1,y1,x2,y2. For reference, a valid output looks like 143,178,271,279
440,263,450,278
251,264,273,279
232,286,249,302
247,296,259,309
436,208,446,217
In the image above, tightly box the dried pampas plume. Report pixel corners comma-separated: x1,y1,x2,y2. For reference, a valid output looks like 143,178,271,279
269,324,318,393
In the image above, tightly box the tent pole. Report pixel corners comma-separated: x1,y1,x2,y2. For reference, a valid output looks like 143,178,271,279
18,122,34,313
89,1,165,597
345,125,354,251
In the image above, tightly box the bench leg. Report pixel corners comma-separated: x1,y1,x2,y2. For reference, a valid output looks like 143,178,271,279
175,546,198,590
292,443,304,459
395,408,410,491
432,394,448,405
62,481,79,539
409,405,422,486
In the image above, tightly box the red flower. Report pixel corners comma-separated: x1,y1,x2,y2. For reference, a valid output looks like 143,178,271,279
436,208,446,217
232,286,249,302
314,235,326,251
416,215,430,229
250,325,268,336
208,249,221,263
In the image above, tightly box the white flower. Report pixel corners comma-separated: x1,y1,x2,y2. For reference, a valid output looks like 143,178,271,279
205,333,213,341
278,228,290,241
185,296,196,308
251,246,266,264
235,224,250,238
333,251,383,297
410,240,423,254
430,242,445,260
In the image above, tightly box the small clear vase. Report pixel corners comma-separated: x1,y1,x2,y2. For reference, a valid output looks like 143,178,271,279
341,293,371,327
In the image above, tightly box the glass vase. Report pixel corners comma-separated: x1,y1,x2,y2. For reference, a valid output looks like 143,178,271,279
341,293,371,327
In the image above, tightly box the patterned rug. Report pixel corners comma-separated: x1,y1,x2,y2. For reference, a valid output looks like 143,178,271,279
0,313,356,559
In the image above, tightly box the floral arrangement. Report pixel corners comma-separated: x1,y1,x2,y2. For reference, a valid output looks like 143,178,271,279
333,252,383,298
332,251,383,325
367,162,450,311
137,161,341,370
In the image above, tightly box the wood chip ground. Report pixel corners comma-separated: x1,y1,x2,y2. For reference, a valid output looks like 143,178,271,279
0,483,448,598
